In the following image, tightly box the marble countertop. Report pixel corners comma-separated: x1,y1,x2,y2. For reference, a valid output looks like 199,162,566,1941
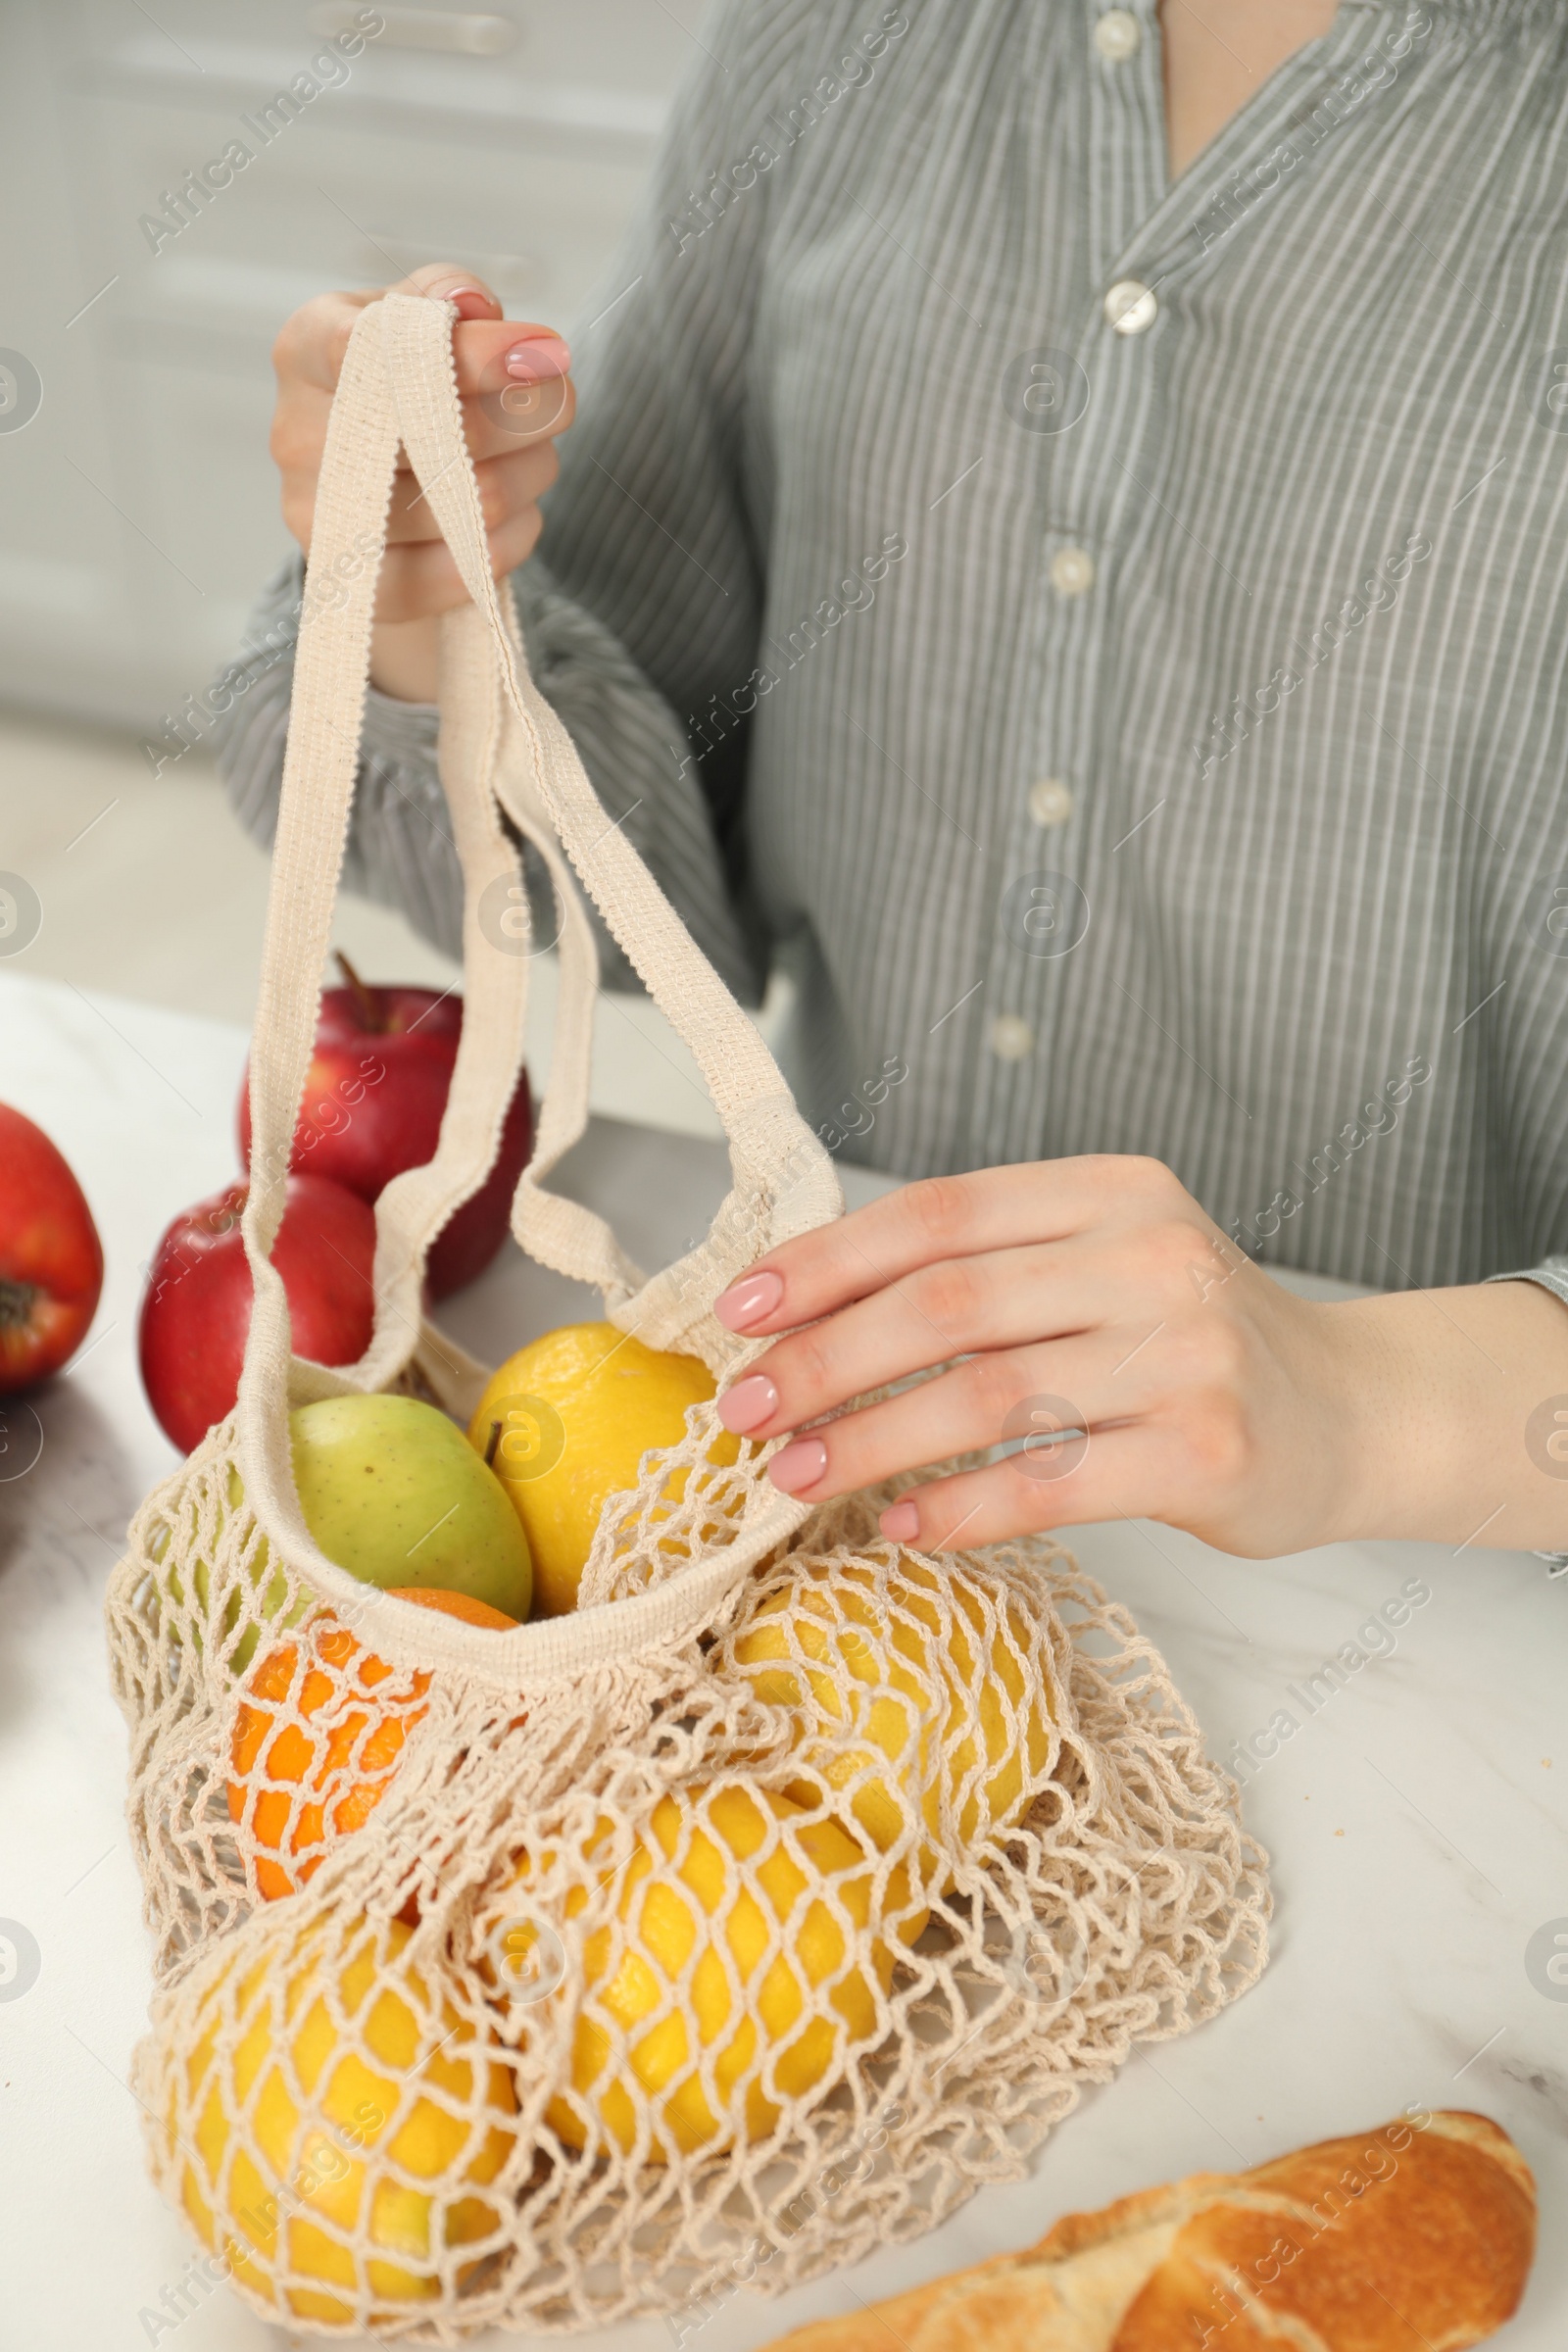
1,966,1561,2351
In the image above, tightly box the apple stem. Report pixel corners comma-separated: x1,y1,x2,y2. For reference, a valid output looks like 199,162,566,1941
0,1276,38,1328
334,950,383,1033
485,1420,503,1469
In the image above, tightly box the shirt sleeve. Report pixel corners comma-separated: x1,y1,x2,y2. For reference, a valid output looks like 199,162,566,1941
1484,1257,1568,1567
213,0,830,1004
1487,1256,1568,1313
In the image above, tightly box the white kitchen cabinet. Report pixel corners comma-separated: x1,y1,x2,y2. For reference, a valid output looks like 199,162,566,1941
0,0,704,729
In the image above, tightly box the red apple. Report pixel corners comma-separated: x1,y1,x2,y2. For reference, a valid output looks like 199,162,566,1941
236,956,531,1299
0,1102,104,1393
138,1172,376,1453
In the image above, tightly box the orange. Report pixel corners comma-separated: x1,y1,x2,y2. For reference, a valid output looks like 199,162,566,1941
386,1586,519,1631
227,1585,515,1900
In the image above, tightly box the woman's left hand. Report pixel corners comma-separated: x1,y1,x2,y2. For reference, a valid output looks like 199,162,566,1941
710,1155,1568,1556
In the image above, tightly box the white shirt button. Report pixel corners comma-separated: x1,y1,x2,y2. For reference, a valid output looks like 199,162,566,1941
989,1014,1035,1062
1028,777,1074,827
1093,9,1142,62
1104,278,1158,336
1049,545,1096,597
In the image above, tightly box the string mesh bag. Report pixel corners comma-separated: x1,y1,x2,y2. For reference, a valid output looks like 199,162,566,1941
104,295,1270,2342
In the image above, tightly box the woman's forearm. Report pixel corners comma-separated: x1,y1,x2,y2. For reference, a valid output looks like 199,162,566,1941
709,1159,1568,1562
1334,1278,1568,1548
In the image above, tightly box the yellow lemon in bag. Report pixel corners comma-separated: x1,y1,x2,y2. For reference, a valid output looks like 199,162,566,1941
169,1911,515,2326
467,1322,738,1617
721,1551,1057,1877
493,1784,922,2159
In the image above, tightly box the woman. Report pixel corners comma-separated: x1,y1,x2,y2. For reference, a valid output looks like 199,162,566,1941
218,0,1568,1561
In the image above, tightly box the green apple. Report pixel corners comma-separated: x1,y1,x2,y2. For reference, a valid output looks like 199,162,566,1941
154,1463,310,1675
155,1396,531,1668
287,1393,532,1621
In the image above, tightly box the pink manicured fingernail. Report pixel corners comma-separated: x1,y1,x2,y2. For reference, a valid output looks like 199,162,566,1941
505,334,571,381
768,1437,828,1495
718,1373,778,1434
879,1499,919,1542
714,1269,784,1331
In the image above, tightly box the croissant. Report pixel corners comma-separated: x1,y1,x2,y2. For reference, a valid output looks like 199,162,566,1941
764,2110,1535,2352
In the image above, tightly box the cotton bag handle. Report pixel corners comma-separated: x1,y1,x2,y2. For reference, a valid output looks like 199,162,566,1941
377,295,843,1348
232,296,841,1660
238,299,537,1417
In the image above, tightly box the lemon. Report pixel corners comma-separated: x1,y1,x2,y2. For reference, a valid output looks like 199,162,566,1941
466,1322,738,1616
496,1784,920,2158
720,1551,1056,1878
169,1911,515,2325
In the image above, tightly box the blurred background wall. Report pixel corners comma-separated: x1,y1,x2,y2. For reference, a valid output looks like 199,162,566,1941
0,0,736,1128
3,0,698,721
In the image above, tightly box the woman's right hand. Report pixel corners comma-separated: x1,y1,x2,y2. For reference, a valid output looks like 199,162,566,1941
269,264,575,701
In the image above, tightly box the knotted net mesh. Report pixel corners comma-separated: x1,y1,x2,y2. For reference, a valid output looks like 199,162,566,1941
107,1389,1269,2341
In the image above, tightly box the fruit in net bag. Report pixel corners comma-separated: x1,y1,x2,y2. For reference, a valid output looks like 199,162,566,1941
468,1322,738,1617
227,1587,517,1902
158,1395,529,1675
717,1549,1057,1879
104,282,1276,2338
288,1394,531,1622
490,1782,923,2160
166,1908,516,2326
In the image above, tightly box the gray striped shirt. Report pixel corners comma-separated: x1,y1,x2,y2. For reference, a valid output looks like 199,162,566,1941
218,0,1568,1306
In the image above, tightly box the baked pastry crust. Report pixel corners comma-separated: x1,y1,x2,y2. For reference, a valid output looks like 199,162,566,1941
764,2111,1536,2352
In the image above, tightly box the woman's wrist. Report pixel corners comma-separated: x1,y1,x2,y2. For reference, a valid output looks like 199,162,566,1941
1330,1280,1568,1548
